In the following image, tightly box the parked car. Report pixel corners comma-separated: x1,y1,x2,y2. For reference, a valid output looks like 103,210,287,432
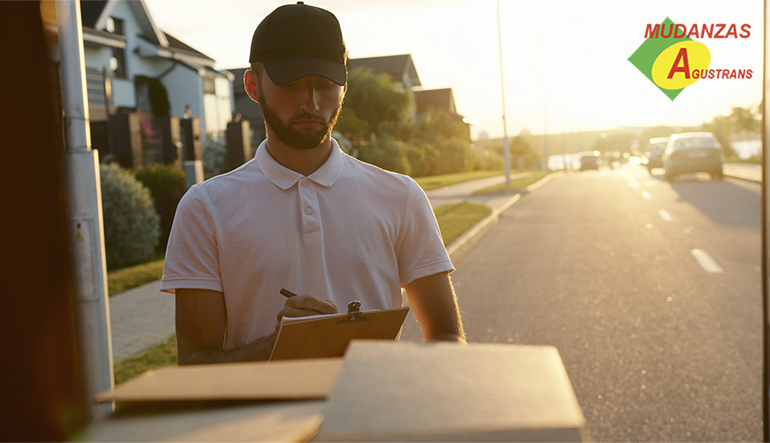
579,151,600,171
642,137,669,173
662,132,724,181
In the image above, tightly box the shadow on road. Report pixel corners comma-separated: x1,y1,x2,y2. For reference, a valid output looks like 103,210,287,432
655,173,760,227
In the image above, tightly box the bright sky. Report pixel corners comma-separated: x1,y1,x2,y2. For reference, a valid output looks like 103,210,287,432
143,0,763,140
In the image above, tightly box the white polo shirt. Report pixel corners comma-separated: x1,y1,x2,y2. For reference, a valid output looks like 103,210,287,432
160,139,453,348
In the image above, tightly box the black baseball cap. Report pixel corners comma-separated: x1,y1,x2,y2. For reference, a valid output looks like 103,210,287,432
249,2,347,86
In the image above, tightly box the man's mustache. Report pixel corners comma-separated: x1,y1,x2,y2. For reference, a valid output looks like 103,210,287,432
288,114,328,124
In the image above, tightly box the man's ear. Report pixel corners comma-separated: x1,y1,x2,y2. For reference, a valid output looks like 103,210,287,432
244,70,260,104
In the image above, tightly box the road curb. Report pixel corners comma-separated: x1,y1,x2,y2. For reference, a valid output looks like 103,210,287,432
723,172,760,183
446,172,564,263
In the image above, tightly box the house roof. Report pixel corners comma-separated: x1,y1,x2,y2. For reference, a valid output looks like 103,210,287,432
80,0,108,28
162,32,214,62
348,54,421,87
80,0,168,46
80,0,216,65
414,88,458,115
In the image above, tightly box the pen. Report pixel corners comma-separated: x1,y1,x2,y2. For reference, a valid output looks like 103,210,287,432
280,288,298,298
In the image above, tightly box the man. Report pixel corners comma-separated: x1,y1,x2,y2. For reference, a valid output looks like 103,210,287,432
161,2,465,365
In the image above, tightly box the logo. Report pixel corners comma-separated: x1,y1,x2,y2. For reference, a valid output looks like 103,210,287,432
628,18,752,101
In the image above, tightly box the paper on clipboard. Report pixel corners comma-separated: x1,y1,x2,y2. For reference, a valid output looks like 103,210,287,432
269,305,409,361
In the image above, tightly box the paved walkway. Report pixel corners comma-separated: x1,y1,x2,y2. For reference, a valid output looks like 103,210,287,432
108,164,761,362
109,280,174,361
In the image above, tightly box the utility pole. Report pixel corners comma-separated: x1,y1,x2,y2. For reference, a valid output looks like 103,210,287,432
540,33,549,171
496,0,511,186
56,0,113,420
561,103,567,171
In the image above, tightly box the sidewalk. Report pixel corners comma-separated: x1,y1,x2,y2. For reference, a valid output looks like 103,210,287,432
108,173,536,362
723,163,761,182
109,280,174,361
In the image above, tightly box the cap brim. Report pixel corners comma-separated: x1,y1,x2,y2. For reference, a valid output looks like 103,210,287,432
263,57,346,86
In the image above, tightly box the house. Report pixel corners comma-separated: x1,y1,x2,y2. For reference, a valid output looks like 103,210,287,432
413,88,471,140
413,88,461,120
80,0,233,135
347,54,421,91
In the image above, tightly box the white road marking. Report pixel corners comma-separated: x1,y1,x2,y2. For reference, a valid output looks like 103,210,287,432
691,249,724,274
659,210,672,221
641,191,652,199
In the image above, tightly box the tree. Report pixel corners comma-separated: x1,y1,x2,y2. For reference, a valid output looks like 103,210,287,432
730,105,759,135
357,137,411,175
509,135,540,169
336,67,412,143
701,115,735,157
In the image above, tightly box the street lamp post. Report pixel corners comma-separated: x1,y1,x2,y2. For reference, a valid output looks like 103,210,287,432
496,0,511,186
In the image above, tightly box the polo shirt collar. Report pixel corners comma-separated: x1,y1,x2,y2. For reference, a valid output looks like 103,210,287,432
256,138,345,190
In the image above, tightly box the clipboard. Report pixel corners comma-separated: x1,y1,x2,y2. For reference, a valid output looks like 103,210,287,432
269,301,409,361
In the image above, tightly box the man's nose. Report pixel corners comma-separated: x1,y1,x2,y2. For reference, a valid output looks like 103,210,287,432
300,85,320,114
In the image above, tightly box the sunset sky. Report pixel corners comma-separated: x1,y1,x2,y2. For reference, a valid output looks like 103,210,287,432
143,0,763,140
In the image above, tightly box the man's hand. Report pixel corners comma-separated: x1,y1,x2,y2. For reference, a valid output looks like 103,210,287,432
277,294,338,322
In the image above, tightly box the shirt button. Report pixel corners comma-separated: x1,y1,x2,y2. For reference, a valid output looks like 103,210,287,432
305,207,313,215
300,179,309,187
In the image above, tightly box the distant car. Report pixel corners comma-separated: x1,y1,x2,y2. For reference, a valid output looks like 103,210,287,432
662,132,724,181
579,152,600,171
643,137,669,173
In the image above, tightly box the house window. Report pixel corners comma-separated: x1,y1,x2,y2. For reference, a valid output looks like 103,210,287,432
203,77,216,95
110,47,126,79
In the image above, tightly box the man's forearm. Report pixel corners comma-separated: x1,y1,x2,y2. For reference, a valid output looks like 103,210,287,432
180,332,277,365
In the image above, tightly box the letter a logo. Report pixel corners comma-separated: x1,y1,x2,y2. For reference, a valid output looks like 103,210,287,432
667,47,690,79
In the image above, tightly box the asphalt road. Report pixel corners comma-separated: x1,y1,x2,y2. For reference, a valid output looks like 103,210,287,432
402,165,763,442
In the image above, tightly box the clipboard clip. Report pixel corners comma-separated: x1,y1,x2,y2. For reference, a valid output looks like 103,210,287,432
337,300,368,324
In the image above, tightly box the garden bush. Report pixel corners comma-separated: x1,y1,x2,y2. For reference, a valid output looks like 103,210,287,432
358,138,411,175
134,164,186,251
100,163,160,269
202,132,227,177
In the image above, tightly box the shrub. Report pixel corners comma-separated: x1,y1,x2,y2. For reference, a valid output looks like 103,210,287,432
100,163,160,269
358,138,411,175
473,149,504,171
426,138,476,176
134,164,186,251
202,132,227,177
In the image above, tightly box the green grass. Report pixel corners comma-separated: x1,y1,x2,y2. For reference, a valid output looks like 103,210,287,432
414,170,505,191
473,171,555,196
433,202,492,246
114,334,177,385
107,257,165,297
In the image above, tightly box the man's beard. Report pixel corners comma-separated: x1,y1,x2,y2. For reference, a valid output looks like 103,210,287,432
259,90,342,151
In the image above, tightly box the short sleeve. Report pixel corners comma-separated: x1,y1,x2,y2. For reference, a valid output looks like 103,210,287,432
395,179,455,286
160,186,223,294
